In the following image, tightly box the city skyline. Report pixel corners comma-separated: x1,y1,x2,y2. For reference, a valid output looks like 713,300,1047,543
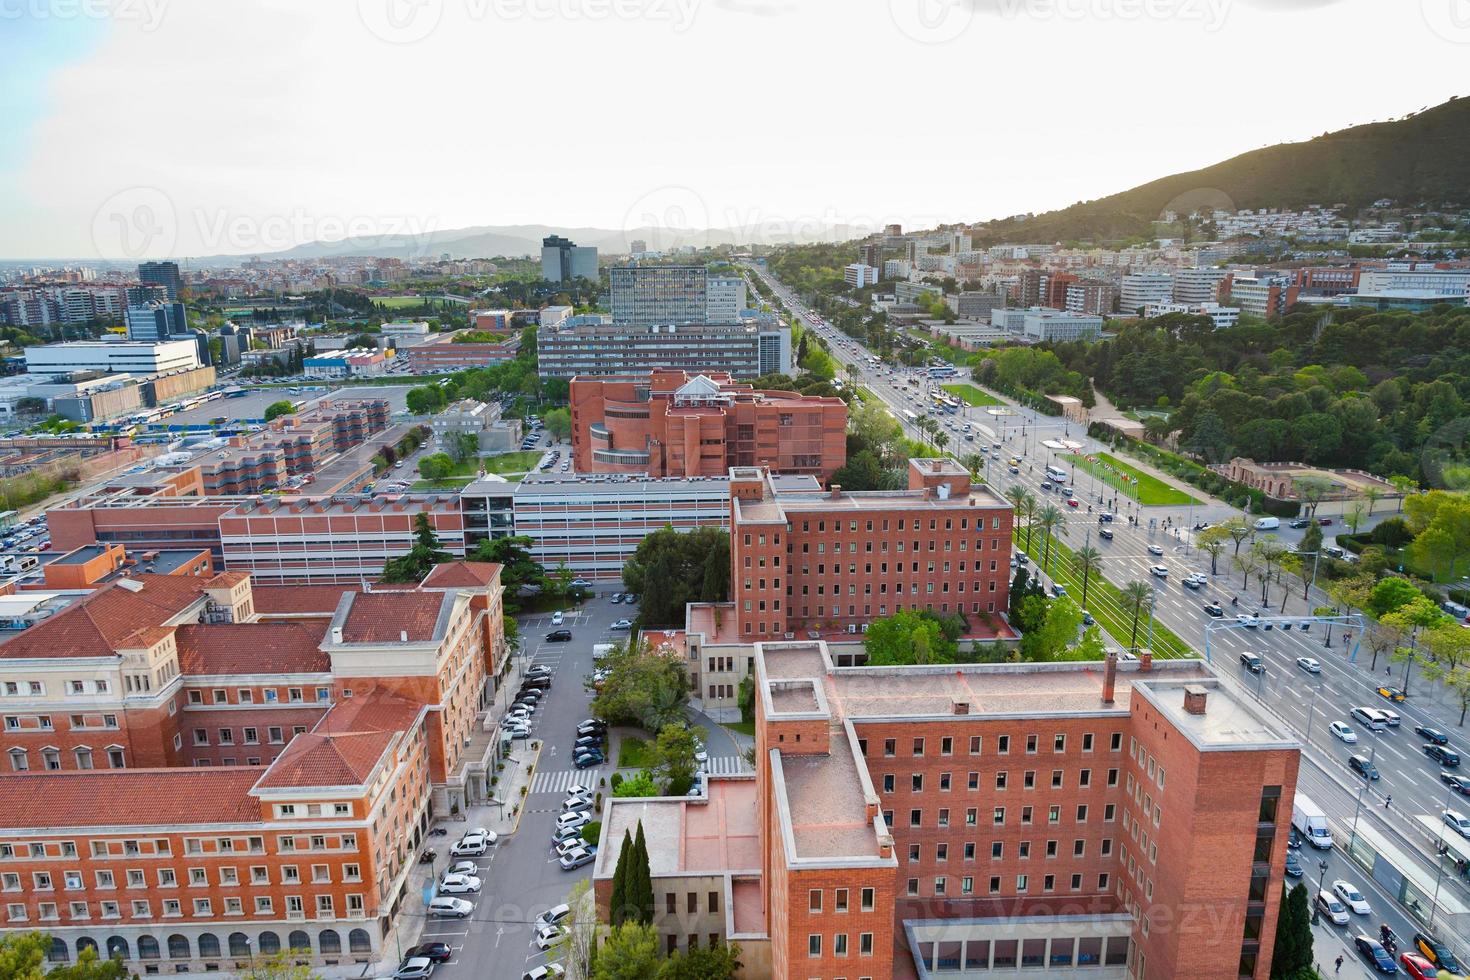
1,2,1465,259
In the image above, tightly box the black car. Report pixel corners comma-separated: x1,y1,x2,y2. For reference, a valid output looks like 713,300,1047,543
405,943,453,963
1289,518,1311,529
1416,725,1450,745
1425,744,1461,767
1284,850,1303,877
1442,772,1470,796
576,721,606,738
521,677,552,690
1203,602,1224,617
1098,513,1115,523
1353,935,1397,974
1414,932,1462,972
1348,754,1380,780
545,629,572,642
1098,528,1114,540
1240,653,1264,674
574,738,602,753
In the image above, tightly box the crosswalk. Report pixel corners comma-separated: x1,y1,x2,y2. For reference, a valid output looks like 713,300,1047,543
529,756,750,795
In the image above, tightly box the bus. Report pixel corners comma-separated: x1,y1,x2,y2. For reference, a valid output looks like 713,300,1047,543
1045,465,1070,483
927,366,958,379
903,410,919,425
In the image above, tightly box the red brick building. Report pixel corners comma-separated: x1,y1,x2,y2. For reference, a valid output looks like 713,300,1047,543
730,459,1013,639
569,370,847,480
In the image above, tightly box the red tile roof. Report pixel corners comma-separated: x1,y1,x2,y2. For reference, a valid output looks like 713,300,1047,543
0,769,262,828
315,686,426,736
338,592,445,643
175,622,329,675
0,575,207,661
252,584,357,617
421,561,502,589
254,731,395,789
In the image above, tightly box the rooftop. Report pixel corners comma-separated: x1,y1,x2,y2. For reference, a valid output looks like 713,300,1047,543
254,730,395,790
252,583,357,617
776,726,881,860
596,778,760,879
0,574,211,660
175,622,329,676
336,590,448,644
0,769,262,829
420,560,502,590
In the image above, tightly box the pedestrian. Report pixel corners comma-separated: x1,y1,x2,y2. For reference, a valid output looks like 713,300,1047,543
1384,795,1392,809
1335,955,1343,974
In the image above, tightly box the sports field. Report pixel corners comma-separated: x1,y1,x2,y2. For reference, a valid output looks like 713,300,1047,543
1064,452,1199,507
942,383,1004,407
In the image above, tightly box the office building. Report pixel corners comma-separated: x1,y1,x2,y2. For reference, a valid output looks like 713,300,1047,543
1143,302,1241,329
540,235,598,282
706,276,747,324
0,563,509,974
894,282,941,306
469,309,513,332
537,320,790,381
1171,267,1229,304
569,369,847,480
24,340,201,378
302,350,388,379
860,242,883,269
124,301,188,342
1226,277,1300,319
1119,273,1174,313
991,308,1104,343
1356,266,1470,297
844,263,880,288
137,260,182,300
430,399,522,454
954,292,1005,321
610,265,708,325
1064,281,1119,316
595,640,1299,978
730,459,1013,639
125,284,168,308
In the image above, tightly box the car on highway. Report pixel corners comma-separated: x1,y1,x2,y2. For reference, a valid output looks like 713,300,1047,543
1183,572,1207,590
1329,721,1358,744
1333,880,1372,915
1081,610,1095,626
1147,544,1164,556
1098,528,1114,540
1149,564,1169,578
1380,708,1401,727
427,897,474,919
438,873,482,894
1412,932,1462,972
1203,602,1224,617
1377,686,1407,702
1239,653,1264,674
1067,498,1079,508
1425,744,1460,767
1237,614,1260,628
1353,935,1397,974
610,618,632,630
1399,953,1438,980
1348,754,1380,780
405,943,453,963
1284,850,1303,877
1296,657,1321,674
1315,890,1350,926
1351,706,1389,732
1289,518,1312,529
1416,725,1450,745
1441,772,1470,795
393,956,437,979
1444,809,1470,839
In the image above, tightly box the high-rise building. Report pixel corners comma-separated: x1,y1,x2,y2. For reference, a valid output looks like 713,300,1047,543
843,263,880,288
1226,276,1300,319
125,283,168,307
540,235,598,282
138,260,182,300
629,238,647,255
570,369,847,480
1064,280,1119,316
1172,267,1229,304
536,320,789,380
860,242,883,269
125,300,189,341
706,275,747,323
609,265,742,325
1016,268,1049,307
1120,272,1174,313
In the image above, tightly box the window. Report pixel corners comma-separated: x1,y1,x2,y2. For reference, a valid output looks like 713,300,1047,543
860,933,874,955
808,889,822,913
969,735,981,755
834,888,847,912
860,888,874,912
808,935,822,957
912,738,924,757
834,933,849,956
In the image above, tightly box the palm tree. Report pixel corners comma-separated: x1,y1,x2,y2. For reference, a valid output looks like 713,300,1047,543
1036,504,1065,572
1122,581,1155,651
961,453,986,481
1018,490,1038,553
935,431,950,457
1004,484,1027,515
1074,545,1103,613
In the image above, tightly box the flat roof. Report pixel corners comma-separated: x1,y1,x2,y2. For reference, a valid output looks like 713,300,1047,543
514,473,732,497
776,727,881,860
596,777,760,879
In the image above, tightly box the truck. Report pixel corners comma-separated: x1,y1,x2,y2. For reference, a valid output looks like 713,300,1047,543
1292,792,1333,849
591,643,616,664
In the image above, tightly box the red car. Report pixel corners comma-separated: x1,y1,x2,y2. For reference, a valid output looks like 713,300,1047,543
1319,517,1333,526
1399,952,1437,980
1067,498,1079,508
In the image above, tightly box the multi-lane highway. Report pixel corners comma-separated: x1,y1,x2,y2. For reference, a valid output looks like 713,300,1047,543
747,263,1470,946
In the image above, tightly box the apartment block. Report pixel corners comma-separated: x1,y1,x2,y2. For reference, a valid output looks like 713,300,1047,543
844,264,880,288
1171,267,1229,305
0,561,508,974
1063,281,1119,317
569,369,846,480
1142,302,1240,330
1119,274,1174,314
595,643,1299,979
536,320,790,380
730,460,1013,640
1226,277,1300,319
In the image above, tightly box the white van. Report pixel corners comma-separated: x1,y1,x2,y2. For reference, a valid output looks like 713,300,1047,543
1253,517,1280,531
1350,706,1388,733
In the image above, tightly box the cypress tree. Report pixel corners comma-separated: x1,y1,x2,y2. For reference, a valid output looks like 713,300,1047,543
632,820,654,926
609,830,632,927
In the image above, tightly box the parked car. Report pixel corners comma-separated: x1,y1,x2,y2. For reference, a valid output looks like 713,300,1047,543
533,925,567,951
427,897,474,919
560,796,593,813
545,629,572,642
394,957,436,979
555,811,592,831
439,873,482,894
443,862,477,879
559,847,596,871
574,750,605,769
521,676,552,690
575,722,605,738
405,943,453,963
551,611,564,626
610,619,633,630
522,965,566,980
450,834,490,857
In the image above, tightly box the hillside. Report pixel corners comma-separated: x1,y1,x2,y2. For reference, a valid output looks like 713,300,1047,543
971,95,1470,245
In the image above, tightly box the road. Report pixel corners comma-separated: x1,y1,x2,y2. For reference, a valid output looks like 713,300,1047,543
749,262,1470,953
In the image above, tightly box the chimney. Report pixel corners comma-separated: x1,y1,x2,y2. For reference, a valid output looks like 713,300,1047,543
400,630,408,643
1140,649,1153,672
330,626,344,644
930,460,942,473
1183,685,1209,715
951,699,970,715
1101,650,1117,705
830,484,842,499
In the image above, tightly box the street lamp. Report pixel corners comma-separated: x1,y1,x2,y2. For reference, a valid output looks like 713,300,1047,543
1428,782,1457,932
1311,859,1330,923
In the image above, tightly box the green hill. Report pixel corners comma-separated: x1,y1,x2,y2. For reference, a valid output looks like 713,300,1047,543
972,96,1470,245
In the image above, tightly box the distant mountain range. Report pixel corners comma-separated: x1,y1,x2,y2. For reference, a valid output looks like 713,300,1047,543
185,222,878,268
969,95,1470,246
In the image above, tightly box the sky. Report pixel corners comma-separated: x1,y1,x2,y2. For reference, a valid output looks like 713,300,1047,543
1,0,1467,261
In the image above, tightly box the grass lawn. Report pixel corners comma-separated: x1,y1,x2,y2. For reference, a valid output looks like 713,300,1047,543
722,720,756,737
1064,452,1199,508
373,296,429,309
617,737,651,769
942,383,1003,407
1015,527,1193,660
481,450,544,475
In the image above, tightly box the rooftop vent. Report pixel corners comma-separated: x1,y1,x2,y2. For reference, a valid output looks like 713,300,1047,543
1184,685,1209,715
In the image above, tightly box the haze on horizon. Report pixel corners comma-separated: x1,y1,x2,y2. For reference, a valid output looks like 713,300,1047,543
1,0,1466,261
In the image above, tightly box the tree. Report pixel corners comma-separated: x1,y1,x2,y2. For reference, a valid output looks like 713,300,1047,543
1196,527,1227,575
623,527,730,627
1363,620,1402,673
551,879,598,978
1121,581,1155,651
590,640,690,731
1233,548,1262,592
418,452,455,481
612,770,660,798
263,399,295,422
238,951,322,980
1253,540,1288,607
446,432,480,464
1367,577,1421,617
1222,518,1253,557
1073,545,1103,613
44,945,128,980
1382,595,1445,696
591,922,661,980
1299,521,1323,565
864,609,957,665
1344,500,1368,535
0,933,46,980
1183,409,1231,463
1017,490,1038,552
648,723,703,796
1363,485,1384,516
1036,504,1065,572
659,942,742,979
406,384,447,415
471,534,545,605
631,821,654,925
609,830,635,926
1021,596,1083,662
1293,476,1332,519
1270,882,1313,978
544,407,572,442
381,512,451,583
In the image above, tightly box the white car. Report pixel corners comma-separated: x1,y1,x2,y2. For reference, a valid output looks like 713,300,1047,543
563,783,593,797
1315,890,1349,926
533,925,567,951
1147,544,1165,556
1332,880,1371,915
1328,721,1358,744
450,834,490,857
522,966,566,980
1296,657,1321,674
555,837,589,858
1237,614,1259,628
1446,810,1470,839
446,860,478,877
610,619,632,630
463,827,496,843
550,611,564,626
427,897,474,918
439,873,482,894
1149,565,1169,578
555,811,592,831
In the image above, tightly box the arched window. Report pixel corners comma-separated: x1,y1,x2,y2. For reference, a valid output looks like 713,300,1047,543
228,933,250,958
258,932,280,955
348,929,371,953
136,936,160,960
75,937,99,958
198,934,221,958
48,938,69,963
318,930,341,954
105,937,129,960
288,931,310,953
167,934,190,960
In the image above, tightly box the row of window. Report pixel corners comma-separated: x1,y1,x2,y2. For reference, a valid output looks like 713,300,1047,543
866,731,1123,758
1,833,356,862
881,767,1118,793
5,713,119,733
8,746,125,772
6,892,362,922
901,836,1112,864
3,680,110,697
882,804,1112,830
787,537,1006,557
4,861,362,891
187,687,331,707
904,871,1111,899
806,932,876,957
